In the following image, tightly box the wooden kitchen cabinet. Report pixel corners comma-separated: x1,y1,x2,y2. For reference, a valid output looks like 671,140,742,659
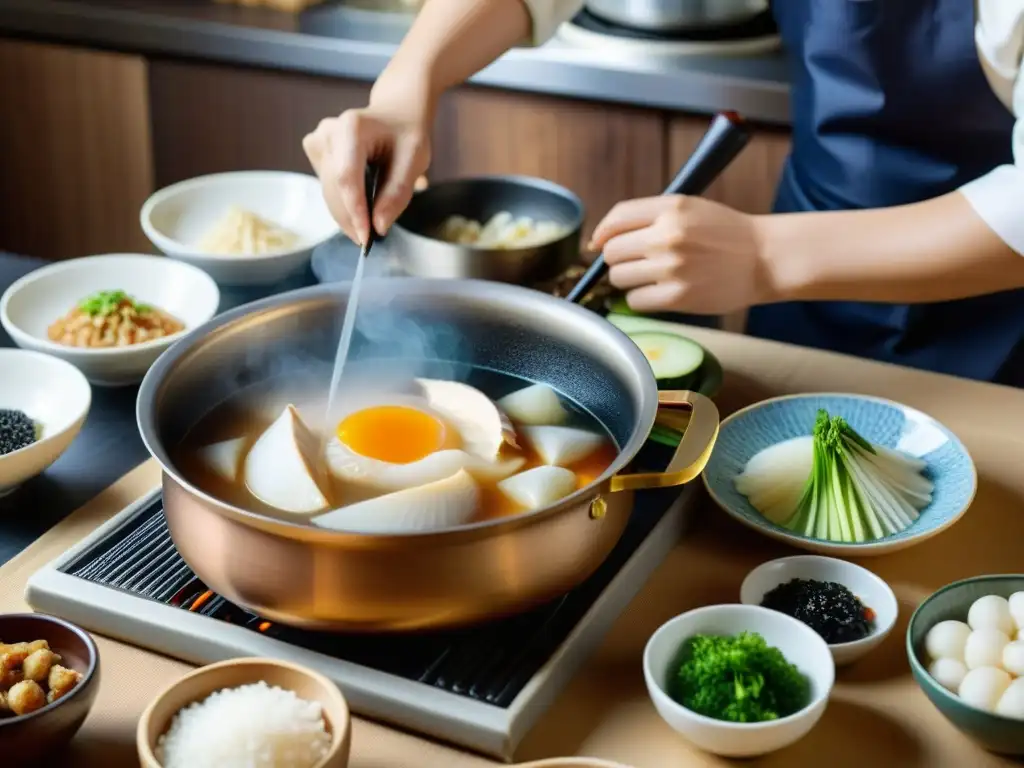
668,115,791,214
147,60,372,187
0,39,154,259
433,87,665,234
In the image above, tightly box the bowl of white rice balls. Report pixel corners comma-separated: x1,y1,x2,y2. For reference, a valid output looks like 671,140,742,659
137,657,351,768
908,575,1024,756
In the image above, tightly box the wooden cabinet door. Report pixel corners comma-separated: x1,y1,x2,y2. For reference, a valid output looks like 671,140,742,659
0,40,154,259
433,87,665,235
147,60,373,187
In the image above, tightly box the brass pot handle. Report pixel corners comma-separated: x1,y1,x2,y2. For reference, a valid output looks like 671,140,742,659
608,390,719,493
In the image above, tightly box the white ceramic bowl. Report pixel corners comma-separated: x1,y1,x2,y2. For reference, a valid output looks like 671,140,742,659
0,254,220,387
739,555,899,666
141,171,339,286
0,349,91,496
643,604,834,758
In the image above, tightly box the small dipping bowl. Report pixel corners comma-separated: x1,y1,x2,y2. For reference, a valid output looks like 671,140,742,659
643,604,835,758
387,175,584,285
0,349,91,497
0,613,101,768
908,575,1024,756
740,555,898,666
137,657,351,768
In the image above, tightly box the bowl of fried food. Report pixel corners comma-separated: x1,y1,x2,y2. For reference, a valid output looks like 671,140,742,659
0,613,100,768
0,254,220,386
141,171,339,286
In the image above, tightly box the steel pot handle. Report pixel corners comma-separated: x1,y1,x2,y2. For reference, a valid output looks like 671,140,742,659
608,390,719,493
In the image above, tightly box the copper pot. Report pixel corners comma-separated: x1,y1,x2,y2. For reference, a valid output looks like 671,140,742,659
137,279,718,632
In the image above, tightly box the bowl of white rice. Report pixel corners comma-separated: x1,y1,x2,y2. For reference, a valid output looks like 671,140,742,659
136,657,350,768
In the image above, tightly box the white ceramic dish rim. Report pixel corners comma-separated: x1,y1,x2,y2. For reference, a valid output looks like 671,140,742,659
739,554,898,650
643,603,835,731
701,391,978,553
140,170,339,261
908,573,1024,725
0,254,219,358
0,348,91,463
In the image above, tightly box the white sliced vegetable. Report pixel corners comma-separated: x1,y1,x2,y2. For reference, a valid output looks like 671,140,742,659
733,409,934,546
521,425,604,466
416,378,512,460
498,466,578,511
497,383,568,426
245,405,329,515
313,470,479,533
198,437,246,481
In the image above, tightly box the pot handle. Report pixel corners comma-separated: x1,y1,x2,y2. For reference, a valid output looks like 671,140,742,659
608,390,719,493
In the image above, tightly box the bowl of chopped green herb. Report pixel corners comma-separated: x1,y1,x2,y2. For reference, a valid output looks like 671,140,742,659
643,603,834,757
0,348,91,496
1,254,220,386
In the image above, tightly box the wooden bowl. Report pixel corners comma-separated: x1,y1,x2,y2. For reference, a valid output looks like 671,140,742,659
137,657,350,767
0,613,101,768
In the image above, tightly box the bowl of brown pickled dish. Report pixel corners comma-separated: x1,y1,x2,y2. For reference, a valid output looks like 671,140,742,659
0,613,100,767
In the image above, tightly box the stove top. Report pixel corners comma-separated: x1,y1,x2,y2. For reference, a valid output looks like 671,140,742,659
26,482,699,760
559,9,781,56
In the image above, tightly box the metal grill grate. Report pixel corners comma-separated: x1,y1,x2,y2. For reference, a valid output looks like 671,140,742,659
61,487,677,707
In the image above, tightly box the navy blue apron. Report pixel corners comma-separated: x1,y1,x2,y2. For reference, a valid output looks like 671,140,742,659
745,0,1021,385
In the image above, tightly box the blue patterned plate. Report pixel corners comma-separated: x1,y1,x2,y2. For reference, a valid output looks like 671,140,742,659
702,394,977,556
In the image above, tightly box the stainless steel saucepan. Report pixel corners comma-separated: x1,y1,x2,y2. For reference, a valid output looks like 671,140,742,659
136,279,718,632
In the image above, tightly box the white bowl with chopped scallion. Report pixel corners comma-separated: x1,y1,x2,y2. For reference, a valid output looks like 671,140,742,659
702,394,976,556
0,254,220,386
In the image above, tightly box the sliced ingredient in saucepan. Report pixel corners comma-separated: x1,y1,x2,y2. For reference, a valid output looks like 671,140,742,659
435,212,566,249
760,578,875,644
520,425,604,466
0,408,39,456
156,681,330,768
0,638,83,717
498,465,577,510
923,591,1024,718
497,383,568,426
734,409,934,544
670,631,810,723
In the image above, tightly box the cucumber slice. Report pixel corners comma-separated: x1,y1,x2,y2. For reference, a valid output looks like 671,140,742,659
628,330,704,384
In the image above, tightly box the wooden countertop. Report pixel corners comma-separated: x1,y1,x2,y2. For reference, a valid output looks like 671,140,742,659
2,324,1022,767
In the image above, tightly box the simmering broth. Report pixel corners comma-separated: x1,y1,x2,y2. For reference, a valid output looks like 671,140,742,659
176,362,618,530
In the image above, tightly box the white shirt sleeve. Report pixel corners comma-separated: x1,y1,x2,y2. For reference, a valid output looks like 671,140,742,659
959,0,1024,255
520,0,587,44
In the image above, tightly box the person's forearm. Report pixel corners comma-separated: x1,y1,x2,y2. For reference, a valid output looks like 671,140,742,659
759,191,1024,305
370,0,532,118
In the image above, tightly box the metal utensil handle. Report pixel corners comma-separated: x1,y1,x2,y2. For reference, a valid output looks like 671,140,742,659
361,162,383,255
565,111,751,304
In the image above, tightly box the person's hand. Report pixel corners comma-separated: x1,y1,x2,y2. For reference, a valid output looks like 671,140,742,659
303,100,431,246
588,195,774,315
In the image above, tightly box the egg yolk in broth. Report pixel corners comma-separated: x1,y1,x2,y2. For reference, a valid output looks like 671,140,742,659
337,405,445,464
